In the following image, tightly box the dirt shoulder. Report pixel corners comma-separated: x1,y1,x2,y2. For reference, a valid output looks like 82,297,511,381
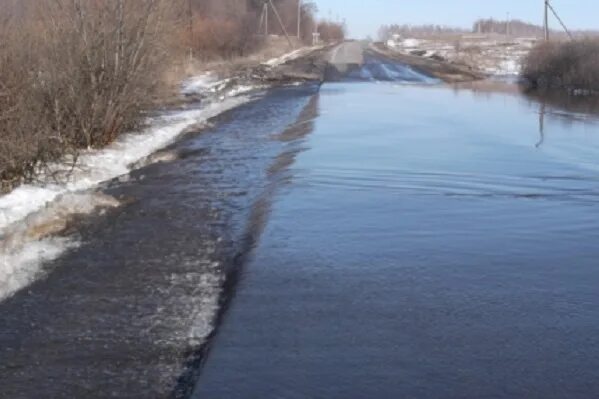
369,42,485,83
236,45,334,85
168,44,334,108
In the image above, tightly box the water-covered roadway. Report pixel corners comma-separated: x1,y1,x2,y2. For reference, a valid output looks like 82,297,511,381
0,85,322,398
194,47,599,397
3,43,599,399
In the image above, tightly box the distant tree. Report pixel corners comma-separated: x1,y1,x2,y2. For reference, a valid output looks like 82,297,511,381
318,20,346,42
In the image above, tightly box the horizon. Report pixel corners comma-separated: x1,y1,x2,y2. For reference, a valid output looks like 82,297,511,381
313,0,599,38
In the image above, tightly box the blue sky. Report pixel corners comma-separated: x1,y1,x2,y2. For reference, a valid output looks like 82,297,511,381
313,0,599,38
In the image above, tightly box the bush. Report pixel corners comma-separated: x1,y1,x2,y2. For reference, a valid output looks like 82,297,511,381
186,16,262,60
317,21,346,43
523,39,599,92
0,0,319,190
0,10,53,187
0,0,176,190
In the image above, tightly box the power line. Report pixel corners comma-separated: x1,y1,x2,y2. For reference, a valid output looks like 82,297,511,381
547,0,574,40
544,0,574,41
268,0,293,47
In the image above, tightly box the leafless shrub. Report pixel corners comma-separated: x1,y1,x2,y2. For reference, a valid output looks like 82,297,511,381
523,39,599,92
182,0,318,60
186,15,262,60
37,0,175,148
317,21,346,43
0,9,51,189
0,0,319,190
0,0,177,190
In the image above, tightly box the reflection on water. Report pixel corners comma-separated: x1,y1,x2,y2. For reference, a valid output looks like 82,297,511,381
525,89,599,121
537,102,546,148
196,81,599,399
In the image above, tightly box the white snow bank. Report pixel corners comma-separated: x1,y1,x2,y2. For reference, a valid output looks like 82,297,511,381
181,72,265,99
0,192,119,300
0,97,248,232
263,46,321,67
401,38,424,48
263,48,304,67
0,94,252,301
483,58,522,76
181,73,233,96
0,237,77,301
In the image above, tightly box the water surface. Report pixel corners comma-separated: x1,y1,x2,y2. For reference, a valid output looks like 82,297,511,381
194,82,599,399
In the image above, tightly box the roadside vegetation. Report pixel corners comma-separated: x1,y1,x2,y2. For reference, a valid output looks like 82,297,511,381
0,0,178,190
523,39,599,93
317,21,347,43
0,0,329,192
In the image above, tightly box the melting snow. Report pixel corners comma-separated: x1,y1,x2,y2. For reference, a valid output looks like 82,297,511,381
0,89,252,301
262,46,322,67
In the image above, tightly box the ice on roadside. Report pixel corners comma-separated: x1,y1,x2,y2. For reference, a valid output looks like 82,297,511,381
0,237,77,301
181,73,264,99
182,73,233,96
0,94,251,301
0,191,120,301
262,46,322,67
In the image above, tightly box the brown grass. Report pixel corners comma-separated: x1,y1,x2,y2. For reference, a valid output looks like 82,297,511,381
523,39,599,92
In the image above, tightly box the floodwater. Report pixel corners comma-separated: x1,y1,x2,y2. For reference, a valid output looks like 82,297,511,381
0,85,321,398
193,82,599,398
3,62,599,399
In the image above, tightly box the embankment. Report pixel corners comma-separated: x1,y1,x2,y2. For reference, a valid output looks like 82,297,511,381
370,42,485,83
0,44,330,304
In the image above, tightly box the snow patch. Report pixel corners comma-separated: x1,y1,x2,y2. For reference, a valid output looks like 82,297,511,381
182,73,264,99
0,237,77,301
263,48,305,67
263,46,322,67
182,73,233,96
0,94,252,301
0,96,248,232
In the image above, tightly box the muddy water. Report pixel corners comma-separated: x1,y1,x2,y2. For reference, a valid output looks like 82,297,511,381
193,83,599,398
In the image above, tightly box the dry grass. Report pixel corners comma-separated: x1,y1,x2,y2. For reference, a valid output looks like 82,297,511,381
523,39,599,92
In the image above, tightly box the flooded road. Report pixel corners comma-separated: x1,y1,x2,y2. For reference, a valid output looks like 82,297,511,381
0,86,321,398
3,50,599,398
194,82,599,398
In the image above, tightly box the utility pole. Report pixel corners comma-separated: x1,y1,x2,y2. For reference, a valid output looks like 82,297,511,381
297,0,302,39
265,2,269,36
546,0,574,40
268,0,294,47
544,0,549,41
188,0,194,62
